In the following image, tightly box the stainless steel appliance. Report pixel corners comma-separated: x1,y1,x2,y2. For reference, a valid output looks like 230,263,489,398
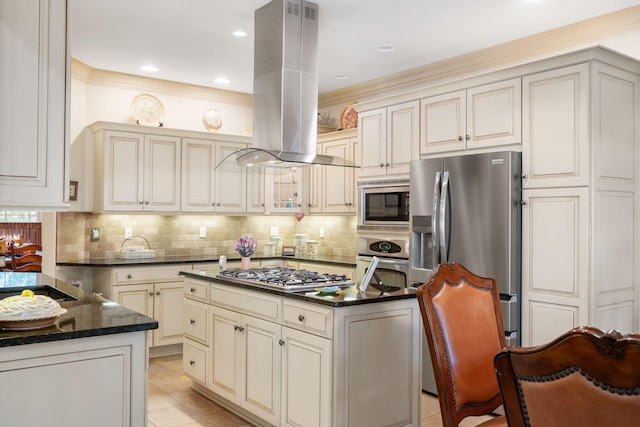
217,267,354,292
356,231,412,295
410,151,521,393
357,180,410,230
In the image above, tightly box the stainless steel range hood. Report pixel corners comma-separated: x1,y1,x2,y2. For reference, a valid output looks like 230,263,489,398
229,0,358,169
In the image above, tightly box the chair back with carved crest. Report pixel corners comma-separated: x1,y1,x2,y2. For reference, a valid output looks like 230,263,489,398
495,326,640,427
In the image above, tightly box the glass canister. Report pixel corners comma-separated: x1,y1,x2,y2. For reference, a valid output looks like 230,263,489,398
264,241,276,257
294,234,309,258
303,240,318,258
270,236,283,255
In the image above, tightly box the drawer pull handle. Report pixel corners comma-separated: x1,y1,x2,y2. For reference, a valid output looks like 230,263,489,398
298,315,305,322
190,287,196,293
189,360,195,366
127,274,132,279
190,319,196,324
279,339,285,346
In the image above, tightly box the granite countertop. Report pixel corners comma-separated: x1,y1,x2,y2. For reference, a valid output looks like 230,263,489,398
0,272,158,347
181,269,416,308
57,254,357,268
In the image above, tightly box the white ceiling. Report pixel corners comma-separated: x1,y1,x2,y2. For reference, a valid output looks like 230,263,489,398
69,0,640,95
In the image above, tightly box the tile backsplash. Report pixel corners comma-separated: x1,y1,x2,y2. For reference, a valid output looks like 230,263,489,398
56,212,356,262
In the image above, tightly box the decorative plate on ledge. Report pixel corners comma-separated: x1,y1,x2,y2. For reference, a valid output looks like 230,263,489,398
131,93,165,127
339,102,358,130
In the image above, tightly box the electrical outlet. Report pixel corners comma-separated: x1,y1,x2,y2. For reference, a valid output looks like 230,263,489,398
199,226,207,238
270,226,279,237
124,227,133,238
91,227,100,240
319,227,325,238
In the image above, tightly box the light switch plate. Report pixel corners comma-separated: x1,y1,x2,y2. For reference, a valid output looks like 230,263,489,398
199,226,207,238
91,227,100,240
125,227,133,238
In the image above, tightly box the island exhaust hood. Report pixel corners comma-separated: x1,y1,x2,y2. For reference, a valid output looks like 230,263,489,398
227,0,359,169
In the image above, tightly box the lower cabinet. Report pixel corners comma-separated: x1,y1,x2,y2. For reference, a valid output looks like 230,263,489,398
183,276,421,427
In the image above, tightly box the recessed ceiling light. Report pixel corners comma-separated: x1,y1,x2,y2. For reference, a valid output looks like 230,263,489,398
214,77,230,84
141,65,159,72
232,30,247,37
376,44,396,53
332,73,349,80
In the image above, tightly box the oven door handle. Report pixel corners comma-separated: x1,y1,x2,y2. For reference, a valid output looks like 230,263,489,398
432,171,441,266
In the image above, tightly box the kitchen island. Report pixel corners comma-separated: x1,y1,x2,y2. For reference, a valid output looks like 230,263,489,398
0,272,157,427
181,269,421,427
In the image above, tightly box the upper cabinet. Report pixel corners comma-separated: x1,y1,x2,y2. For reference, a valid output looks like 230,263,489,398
420,78,521,155
0,0,69,209
358,101,419,179
182,138,248,213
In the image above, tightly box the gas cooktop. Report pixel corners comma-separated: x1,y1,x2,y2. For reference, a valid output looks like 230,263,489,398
216,267,354,292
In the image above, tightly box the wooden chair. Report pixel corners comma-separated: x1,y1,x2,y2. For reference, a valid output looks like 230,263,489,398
417,263,507,427
11,243,42,272
494,326,640,427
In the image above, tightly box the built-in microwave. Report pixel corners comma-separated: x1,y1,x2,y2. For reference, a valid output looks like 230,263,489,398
357,180,410,230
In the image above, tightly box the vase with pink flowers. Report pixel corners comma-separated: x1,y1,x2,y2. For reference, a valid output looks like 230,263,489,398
235,235,257,270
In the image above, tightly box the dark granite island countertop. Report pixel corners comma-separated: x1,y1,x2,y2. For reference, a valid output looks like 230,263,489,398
0,272,158,347
181,268,416,307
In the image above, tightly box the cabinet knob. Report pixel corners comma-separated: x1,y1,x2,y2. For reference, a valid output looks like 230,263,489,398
139,201,144,205
298,314,305,322
234,325,245,332
385,162,390,167
520,200,527,205
190,319,196,324
279,339,285,346
380,163,385,168
127,274,132,279
189,360,195,366
156,290,160,296
261,203,265,207
521,174,527,179
458,136,463,141
190,287,196,293
149,291,154,296
465,134,470,140
217,202,221,206
145,201,150,205
211,203,215,206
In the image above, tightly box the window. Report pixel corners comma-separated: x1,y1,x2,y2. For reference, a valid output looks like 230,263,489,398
0,211,40,222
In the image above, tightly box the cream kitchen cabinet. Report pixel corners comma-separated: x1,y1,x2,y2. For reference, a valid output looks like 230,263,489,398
0,0,69,209
520,53,640,345
420,78,521,155
183,275,421,427
181,138,248,213
309,129,359,214
266,166,306,213
358,100,419,178
93,265,185,352
246,167,266,213
91,126,181,212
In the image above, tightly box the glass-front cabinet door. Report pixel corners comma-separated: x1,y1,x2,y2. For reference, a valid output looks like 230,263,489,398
265,167,305,213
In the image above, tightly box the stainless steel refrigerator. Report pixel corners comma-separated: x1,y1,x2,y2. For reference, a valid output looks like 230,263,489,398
409,151,521,394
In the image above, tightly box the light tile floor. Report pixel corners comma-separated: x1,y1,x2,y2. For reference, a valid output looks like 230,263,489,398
148,354,496,427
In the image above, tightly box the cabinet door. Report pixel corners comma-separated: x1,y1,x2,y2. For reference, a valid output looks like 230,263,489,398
420,90,466,154
386,100,419,176
307,144,323,213
268,167,304,213
181,138,215,212
521,188,589,346
467,78,522,149
210,306,244,404
103,131,145,211
144,134,181,211
247,168,266,213
214,141,247,212
522,64,589,189
281,327,332,427
153,281,184,346
0,0,68,209
243,315,282,425
358,108,387,178
322,139,352,213
112,283,154,318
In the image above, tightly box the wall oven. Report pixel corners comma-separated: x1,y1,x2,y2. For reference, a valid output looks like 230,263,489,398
357,180,410,230
355,231,413,294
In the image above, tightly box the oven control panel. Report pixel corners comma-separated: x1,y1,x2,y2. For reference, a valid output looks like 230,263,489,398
369,240,402,254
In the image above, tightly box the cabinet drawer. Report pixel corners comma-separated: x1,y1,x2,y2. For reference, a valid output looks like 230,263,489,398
183,299,208,344
283,301,333,339
183,339,208,385
184,279,210,303
211,283,281,322
114,266,184,284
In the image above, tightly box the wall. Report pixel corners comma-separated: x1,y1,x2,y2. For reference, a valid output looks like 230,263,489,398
56,212,356,262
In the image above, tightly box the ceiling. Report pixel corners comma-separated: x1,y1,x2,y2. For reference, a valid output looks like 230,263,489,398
69,0,640,95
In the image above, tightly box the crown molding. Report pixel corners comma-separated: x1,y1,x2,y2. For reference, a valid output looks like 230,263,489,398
319,5,640,108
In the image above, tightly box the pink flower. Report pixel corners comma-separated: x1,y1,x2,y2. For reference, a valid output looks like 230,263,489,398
235,235,257,257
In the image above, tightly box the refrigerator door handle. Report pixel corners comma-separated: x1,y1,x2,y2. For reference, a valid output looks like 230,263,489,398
439,171,452,263
432,171,442,265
